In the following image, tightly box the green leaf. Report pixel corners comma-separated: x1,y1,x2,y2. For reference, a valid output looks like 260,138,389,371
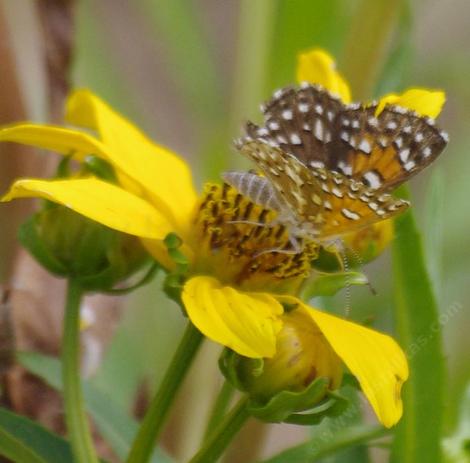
423,170,445,302
301,271,369,299
0,407,73,463
17,352,172,463
259,424,389,463
391,187,445,463
248,378,329,423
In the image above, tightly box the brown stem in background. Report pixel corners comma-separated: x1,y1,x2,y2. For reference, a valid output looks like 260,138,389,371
0,2,120,461
37,0,75,121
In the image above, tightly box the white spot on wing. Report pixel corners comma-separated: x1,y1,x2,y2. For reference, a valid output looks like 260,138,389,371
314,119,324,141
342,208,360,220
363,171,382,189
314,104,323,114
399,148,410,164
358,139,372,153
310,160,325,168
282,109,293,120
290,133,302,145
404,160,416,171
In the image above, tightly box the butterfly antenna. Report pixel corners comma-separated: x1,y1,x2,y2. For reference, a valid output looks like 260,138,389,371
333,239,352,318
345,244,377,295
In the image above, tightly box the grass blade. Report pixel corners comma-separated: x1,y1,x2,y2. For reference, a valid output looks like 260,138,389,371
18,352,172,463
0,408,73,463
391,188,445,463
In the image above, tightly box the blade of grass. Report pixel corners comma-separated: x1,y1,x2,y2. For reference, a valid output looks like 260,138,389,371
267,0,351,91
341,2,445,462
0,408,73,463
260,424,388,463
341,0,405,100
136,0,222,125
18,351,172,463
391,187,444,463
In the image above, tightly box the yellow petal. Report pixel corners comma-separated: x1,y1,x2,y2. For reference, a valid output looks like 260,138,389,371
280,297,408,427
0,124,108,161
296,48,351,103
376,88,446,118
65,90,198,232
182,276,283,358
2,178,174,240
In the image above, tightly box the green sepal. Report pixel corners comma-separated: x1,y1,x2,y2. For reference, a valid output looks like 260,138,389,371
82,155,118,183
301,271,369,299
164,233,183,250
219,348,264,392
248,377,329,423
219,349,345,424
18,216,69,276
283,390,349,425
311,245,343,272
19,204,150,292
162,233,190,303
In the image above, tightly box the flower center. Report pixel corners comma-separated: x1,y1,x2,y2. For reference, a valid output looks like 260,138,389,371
190,183,319,292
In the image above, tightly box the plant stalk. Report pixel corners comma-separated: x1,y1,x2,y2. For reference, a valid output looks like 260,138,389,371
126,322,203,463
189,397,250,463
62,279,98,463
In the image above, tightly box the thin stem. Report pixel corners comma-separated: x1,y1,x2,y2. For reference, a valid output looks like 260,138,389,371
62,280,98,463
189,397,250,463
203,380,235,441
341,0,404,100
228,0,276,166
126,322,203,463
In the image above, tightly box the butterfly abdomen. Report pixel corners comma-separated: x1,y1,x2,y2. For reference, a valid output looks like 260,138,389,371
222,171,281,212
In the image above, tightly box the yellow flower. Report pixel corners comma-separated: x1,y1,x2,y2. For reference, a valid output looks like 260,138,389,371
0,47,445,427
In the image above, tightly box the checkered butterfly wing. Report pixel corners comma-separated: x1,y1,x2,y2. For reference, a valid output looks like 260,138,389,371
246,84,448,192
237,138,409,238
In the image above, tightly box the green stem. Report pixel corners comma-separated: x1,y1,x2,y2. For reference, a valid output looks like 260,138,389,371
189,397,250,463
229,0,276,164
203,380,235,441
126,322,203,463
341,0,404,99
62,280,98,463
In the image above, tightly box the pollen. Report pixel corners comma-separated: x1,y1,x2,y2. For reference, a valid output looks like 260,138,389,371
191,183,318,292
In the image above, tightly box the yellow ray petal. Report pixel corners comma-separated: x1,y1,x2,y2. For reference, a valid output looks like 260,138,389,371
0,124,107,161
0,124,187,235
65,90,198,232
376,88,446,118
297,48,351,103
182,276,283,358
2,177,173,240
279,297,408,427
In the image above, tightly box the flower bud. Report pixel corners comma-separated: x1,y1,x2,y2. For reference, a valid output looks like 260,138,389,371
19,201,149,291
229,308,343,403
312,219,394,272
342,219,394,265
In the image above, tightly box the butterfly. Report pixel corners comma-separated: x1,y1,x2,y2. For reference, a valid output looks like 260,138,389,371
223,83,448,251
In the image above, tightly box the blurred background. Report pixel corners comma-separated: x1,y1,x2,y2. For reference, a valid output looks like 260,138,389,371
0,1,468,462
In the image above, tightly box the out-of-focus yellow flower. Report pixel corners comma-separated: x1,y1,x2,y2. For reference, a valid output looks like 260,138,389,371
297,48,445,116
1,48,438,426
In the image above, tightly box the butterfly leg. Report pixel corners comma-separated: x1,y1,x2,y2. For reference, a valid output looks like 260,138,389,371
253,233,302,257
